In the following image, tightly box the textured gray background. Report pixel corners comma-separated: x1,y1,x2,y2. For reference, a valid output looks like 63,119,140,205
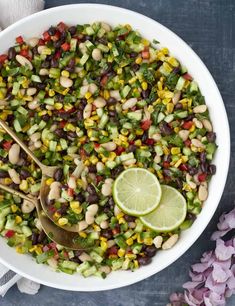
1,0,235,305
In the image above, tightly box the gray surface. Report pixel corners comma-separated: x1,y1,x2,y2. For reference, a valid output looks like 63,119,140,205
1,0,235,305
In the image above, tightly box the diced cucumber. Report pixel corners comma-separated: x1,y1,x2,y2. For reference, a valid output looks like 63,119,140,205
17,106,28,116
122,258,130,270
27,124,39,136
127,111,142,121
154,145,163,156
157,112,165,123
111,258,124,270
70,38,77,52
119,152,134,162
13,119,22,132
49,140,57,152
21,225,32,237
134,219,144,233
38,120,47,130
76,261,90,273
80,53,89,66
44,98,54,105
60,260,78,271
121,85,131,98
60,139,68,150
164,114,174,123
90,251,103,263
30,183,41,193
106,160,116,169
176,76,186,91
83,265,97,277
95,213,108,225
31,75,41,83
98,113,108,129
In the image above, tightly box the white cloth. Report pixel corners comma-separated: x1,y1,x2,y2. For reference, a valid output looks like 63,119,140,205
0,0,44,297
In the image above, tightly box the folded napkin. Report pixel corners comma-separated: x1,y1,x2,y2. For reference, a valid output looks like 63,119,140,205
0,0,44,297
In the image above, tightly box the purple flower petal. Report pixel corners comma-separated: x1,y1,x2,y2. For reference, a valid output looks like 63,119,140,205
203,291,226,306
212,263,230,283
205,273,226,295
184,290,202,306
215,239,235,261
189,270,205,282
183,281,202,290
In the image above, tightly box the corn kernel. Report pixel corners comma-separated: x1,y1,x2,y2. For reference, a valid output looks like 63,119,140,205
174,158,182,168
46,178,54,186
113,138,122,146
90,155,99,165
118,217,125,224
53,212,61,220
117,68,122,74
132,234,138,240
19,179,28,191
35,246,43,255
134,260,139,268
48,89,55,97
54,102,63,110
62,88,70,95
93,224,101,232
15,216,22,224
183,183,192,192
171,147,181,155
125,253,136,259
85,92,92,100
87,97,94,104
103,90,110,100
126,238,134,246
118,249,125,257
117,212,124,220
128,77,137,85
181,156,189,163
166,102,174,114
136,129,144,136
100,237,107,242
189,124,195,133
16,246,24,254
144,237,153,245
58,217,68,226
66,123,76,132
174,127,180,133
70,201,80,209
142,38,150,47
29,246,37,253
84,160,91,166
167,57,179,67
163,146,170,155
79,232,87,238
162,47,169,55
157,170,163,180
11,204,18,213
108,42,113,49
61,70,70,77
4,178,12,185
100,240,108,251
90,115,99,121
135,57,142,64
134,139,142,146
141,81,148,90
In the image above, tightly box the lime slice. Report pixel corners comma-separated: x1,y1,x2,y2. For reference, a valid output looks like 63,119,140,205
112,168,162,216
140,185,187,231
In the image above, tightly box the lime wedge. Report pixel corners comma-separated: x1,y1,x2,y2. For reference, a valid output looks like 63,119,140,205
112,168,162,216
140,185,187,232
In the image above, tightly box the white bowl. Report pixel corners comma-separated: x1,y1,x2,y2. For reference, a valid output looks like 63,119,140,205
0,3,230,291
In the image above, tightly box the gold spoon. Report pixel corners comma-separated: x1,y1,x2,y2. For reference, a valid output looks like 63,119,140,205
0,183,84,249
0,119,79,232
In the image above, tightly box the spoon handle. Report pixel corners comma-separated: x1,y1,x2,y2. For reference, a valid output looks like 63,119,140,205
0,183,35,203
0,119,44,170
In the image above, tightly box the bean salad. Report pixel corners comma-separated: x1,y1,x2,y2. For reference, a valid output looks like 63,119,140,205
0,21,217,278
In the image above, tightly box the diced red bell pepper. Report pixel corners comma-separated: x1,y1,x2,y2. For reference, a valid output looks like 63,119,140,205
100,75,108,87
2,140,12,150
163,161,170,169
183,73,193,81
129,140,135,145
0,54,8,63
112,226,120,236
16,36,24,44
38,38,45,46
184,139,191,147
5,230,15,238
141,119,152,131
198,173,207,182
43,31,51,42
179,164,188,171
57,22,67,32
145,138,154,146
54,50,61,60
61,42,70,51
94,143,100,149
80,148,87,159
141,50,150,59
62,250,69,259
108,246,118,255
68,188,74,197
59,120,67,128
182,121,193,130
51,31,60,42
96,175,103,184
115,146,125,155
20,49,29,57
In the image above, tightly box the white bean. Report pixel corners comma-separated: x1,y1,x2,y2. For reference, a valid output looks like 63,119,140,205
96,162,105,172
101,182,112,196
122,98,137,110
16,55,33,70
27,37,39,48
8,169,20,184
128,222,136,229
162,234,179,250
193,105,207,114
30,132,41,143
122,158,137,166
105,178,113,185
172,90,181,105
83,103,92,119
193,118,203,129
202,119,213,132
21,199,35,213
107,240,115,248
179,129,189,141
92,48,102,61
198,185,208,201
39,68,49,76
154,155,161,164
37,45,47,55
93,97,106,108
47,258,58,270
191,138,205,148
100,220,109,229
8,144,20,165
28,99,39,110
67,176,76,189
34,140,42,149
79,252,92,262
26,87,37,96
101,22,111,32
89,83,98,94
0,100,8,106
34,218,42,231
99,266,111,274
78,42,87,54
87,204,99,216
152,133,161,141
48,182,61,200
78,220,88,231
101,142,116,151
114,205,121,216
110,90,121,101
153,236,163,248
60,76,73,88
46,105,54,110
80,85,89,97
85,212,95,225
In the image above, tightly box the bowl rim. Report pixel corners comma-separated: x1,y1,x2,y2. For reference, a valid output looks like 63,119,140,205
0,3,230,291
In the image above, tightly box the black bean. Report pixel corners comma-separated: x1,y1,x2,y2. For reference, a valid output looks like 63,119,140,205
56,94,64,102
36,83,46,90
38,231,46,243
124,215,136,222
74,250,83,257
141,89,150,99
208,164,216,175
172,67,180,74
68,58,75,68
0,63,3,70
48,26,56,36
76,110,83,120
8,47,16,60
159,122,173,136
145,245,157,257
9,183,19,190
50,58,59,68
32,46,38,55
129,52,138,58
70,257,82,264
5,93,14,101
20,169,31,179
87,184,97,195
31,232,38,245
132,63,140,72
41,60,50,68
163,169,171,177
54,40,62,49
200,162,208,173
74,193,85,203
41,114,50,121
174,103,183,110
108,197,115,208
138,256,152,266
0,170,9,178
185,114,194,121
107,97,117,106
53,168,63,181
108,110,116,117
60,31,67,42
186,213,197,221
175,177,183,189
188,166,198,176
88,165,97,173
87,194,99,204
68,26,77,35
54,128,66,138
101,229,113,239
127,144,136,153
142,131,148,142
84,35,92,41
57,204,68,215
67,131,77,140
200,152,206,163
97,37,107,45
207,132,216,143
111,165,124,178
0,156,8,163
